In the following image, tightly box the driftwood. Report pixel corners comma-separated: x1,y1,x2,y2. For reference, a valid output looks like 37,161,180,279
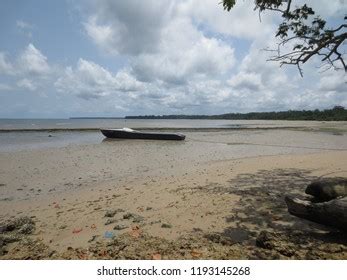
285,196,347,231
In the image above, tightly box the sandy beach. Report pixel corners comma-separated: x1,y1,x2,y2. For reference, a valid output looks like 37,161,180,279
1,128,347,259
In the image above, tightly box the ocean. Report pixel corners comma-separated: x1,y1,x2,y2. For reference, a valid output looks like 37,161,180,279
0,119,346,152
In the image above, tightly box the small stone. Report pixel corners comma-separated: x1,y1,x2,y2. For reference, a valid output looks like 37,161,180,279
161,223,172,229
18,223,35,234
122,213,144,223
113,224,128,230
88,235,98,243
104,218,118,225
104,208,124,218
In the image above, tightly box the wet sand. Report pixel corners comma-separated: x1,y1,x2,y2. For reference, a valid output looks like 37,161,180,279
1,129,347,259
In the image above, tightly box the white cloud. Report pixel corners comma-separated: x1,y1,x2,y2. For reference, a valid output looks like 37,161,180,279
84,0,173,55
179,0,276,40
132,17,235,84
0,52,15,75
16,20,33,30
18,44,50,75
17,78,37,91
228,72,263,91
16,20,34,38
54,58,143,100
318,71,347,93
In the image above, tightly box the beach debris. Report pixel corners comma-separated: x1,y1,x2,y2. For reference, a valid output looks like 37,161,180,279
129,226,142,238
161,223,172,229
285,196,347,231
152,253,161,260
104,208,124,218
104,231,115,239
72,228,83,234
285,178,347,231
113,224,128,230
190,249,203,258
90,224,97,230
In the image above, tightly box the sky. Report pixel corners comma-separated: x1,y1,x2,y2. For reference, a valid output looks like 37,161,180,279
0,0,346,118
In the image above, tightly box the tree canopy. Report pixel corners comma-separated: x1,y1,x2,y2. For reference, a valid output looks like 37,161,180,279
222,0,347,76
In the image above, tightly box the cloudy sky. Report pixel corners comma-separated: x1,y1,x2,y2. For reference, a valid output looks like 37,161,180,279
0,0,346,118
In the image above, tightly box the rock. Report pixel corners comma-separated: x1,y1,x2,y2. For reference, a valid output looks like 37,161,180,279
0,225,7,234
0,216,35,234
113,224,128,230
123,213,144,222
161,223,172,229
306,179,347,202
255,231,295,257
256,231,275,249
88,235,99,243
18,223,35,234
104,218,118,225
204,233,234,246
104,208,124,218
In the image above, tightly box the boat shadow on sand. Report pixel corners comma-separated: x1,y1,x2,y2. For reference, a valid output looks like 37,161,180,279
201,168,347,259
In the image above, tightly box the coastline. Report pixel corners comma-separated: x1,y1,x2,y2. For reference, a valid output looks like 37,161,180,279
1,128,347,259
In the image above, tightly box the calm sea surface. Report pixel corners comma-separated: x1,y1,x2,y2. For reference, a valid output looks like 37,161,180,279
0,119,346,152
0,118,327,130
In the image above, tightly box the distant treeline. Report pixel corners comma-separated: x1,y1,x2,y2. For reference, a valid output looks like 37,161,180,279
125,106,347,121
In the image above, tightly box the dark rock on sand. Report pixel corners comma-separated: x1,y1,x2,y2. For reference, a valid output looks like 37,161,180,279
0,217,36,256
123,213,144,223
104,208,124,218
161,223,172,229
256,231,295,257
306,179,347,202
113,224,128,230
105,218,118,225
18,223,35,234
0,217,35,233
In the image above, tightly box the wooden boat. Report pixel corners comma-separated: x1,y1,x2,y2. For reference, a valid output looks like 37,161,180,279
100,128,185,141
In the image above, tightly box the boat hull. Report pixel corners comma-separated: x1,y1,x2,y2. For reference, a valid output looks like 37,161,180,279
100,129,185,141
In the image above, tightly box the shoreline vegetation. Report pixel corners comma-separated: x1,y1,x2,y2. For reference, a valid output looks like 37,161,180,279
125,106,347,121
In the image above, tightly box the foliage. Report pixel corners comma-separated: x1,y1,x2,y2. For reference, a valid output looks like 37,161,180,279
222,0,347,76
125,106,347,121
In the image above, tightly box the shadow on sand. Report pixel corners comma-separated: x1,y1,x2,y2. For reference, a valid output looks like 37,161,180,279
202,168,346,259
